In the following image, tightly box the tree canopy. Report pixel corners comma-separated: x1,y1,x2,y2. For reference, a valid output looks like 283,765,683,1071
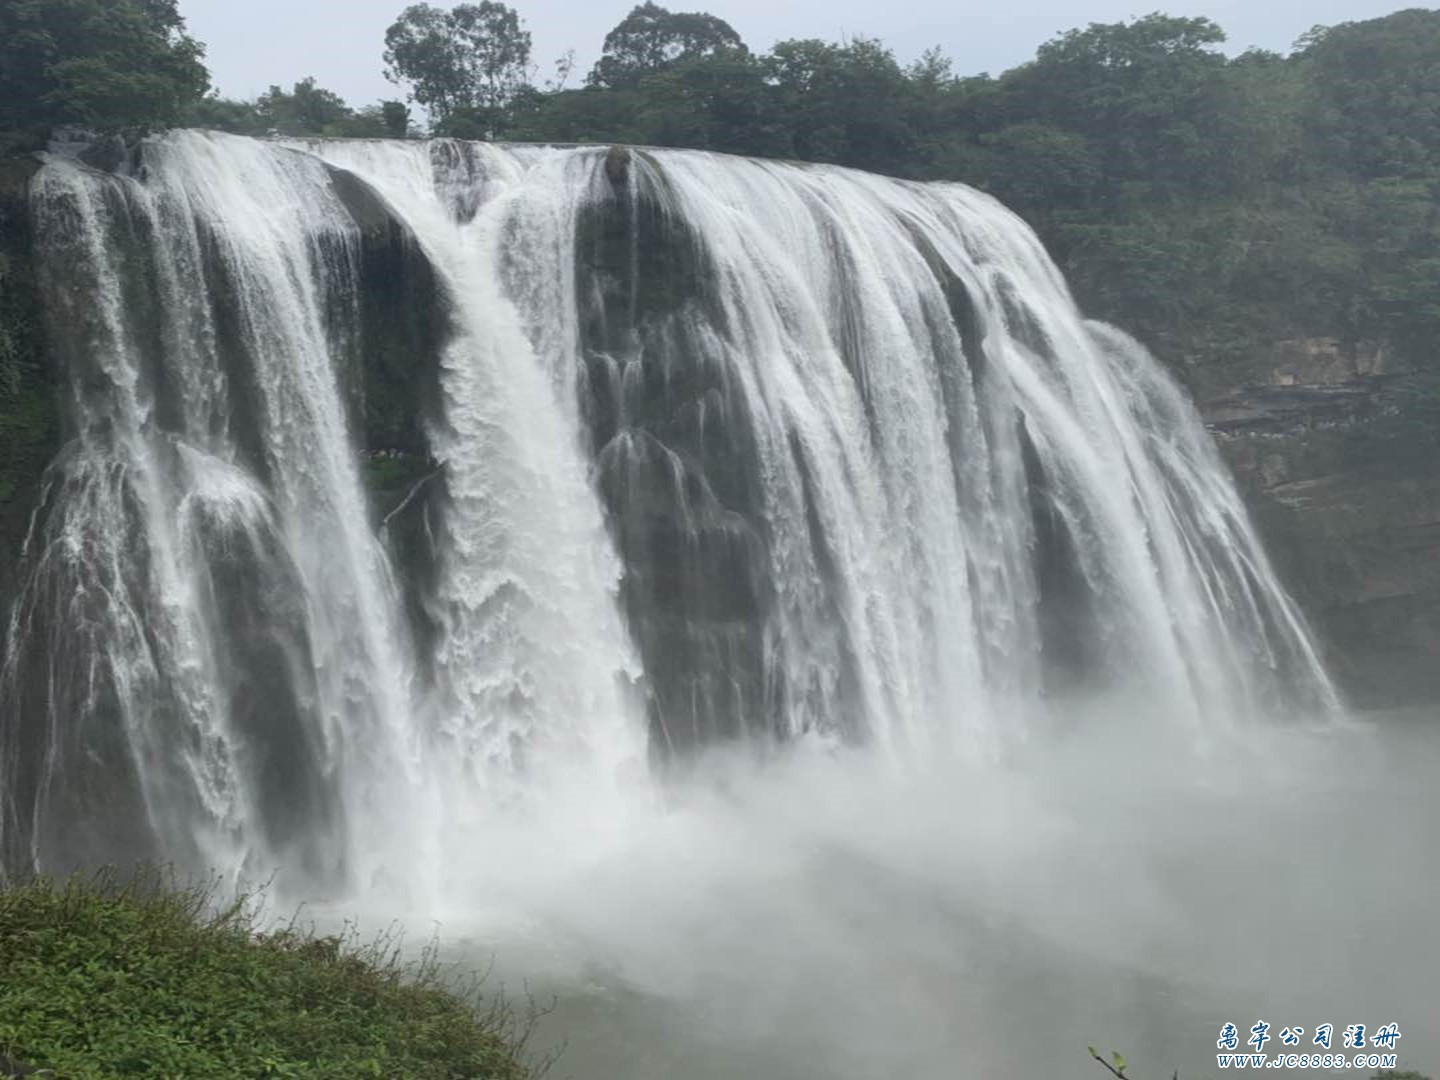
1297,8,1440,180
588,3,747,89
0,0,209,150
382,1,533,133
189,80,412,139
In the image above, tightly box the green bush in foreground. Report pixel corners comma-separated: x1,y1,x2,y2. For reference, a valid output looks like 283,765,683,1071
0,870,534,1079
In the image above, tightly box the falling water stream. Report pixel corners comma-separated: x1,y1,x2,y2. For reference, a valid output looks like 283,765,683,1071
3,131,1429,1078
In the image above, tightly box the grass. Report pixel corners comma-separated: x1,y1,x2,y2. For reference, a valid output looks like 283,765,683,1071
0,869,538,1079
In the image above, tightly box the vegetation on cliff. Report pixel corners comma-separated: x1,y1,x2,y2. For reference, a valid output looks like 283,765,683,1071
0,870,534,1079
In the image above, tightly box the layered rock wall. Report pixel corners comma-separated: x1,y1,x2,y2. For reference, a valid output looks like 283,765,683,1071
1203,343,1440,707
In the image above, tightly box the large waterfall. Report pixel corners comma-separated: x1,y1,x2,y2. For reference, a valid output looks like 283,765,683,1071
1,130,1338,894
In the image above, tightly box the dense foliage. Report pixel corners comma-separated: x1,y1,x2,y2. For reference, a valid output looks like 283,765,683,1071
383,2,534,137
188,80,412,139
0,0,209,152
587,2,747,89
0,871,532,1078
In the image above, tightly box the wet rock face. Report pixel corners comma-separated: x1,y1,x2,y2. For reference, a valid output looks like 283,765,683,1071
574,156,779,750
1204,372,1440,707
1265,337,1392,387
324,163,451,660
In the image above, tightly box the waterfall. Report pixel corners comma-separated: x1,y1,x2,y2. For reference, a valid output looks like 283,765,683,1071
0,130,1339,890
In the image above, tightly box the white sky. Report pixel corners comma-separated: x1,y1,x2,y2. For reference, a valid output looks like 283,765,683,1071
180,0,1427,105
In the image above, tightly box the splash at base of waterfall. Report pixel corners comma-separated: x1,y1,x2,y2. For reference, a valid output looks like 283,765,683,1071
313,711,1437,1080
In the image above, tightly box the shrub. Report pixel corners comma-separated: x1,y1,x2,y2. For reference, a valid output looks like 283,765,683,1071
0,868,535,1079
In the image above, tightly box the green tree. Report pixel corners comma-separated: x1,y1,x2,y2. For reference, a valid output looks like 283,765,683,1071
991,15,1229,199
507,85,642,144
629,53,780,157
379,98,413,137
189,89,413,139
765,37,917,174
970,123,1102,226
1297,8,1440,180
382,1,533,133
0,0,209,150
588,3,747,89
257,77,353,135
188,93,268,135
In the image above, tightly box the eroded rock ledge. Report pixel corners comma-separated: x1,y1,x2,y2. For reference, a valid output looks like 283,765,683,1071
1202,340,1440,708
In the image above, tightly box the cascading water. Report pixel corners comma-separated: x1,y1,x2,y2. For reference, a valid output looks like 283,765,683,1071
0,135,437,890
295,140,649,816
554,148,1341,753
1,129,1339,898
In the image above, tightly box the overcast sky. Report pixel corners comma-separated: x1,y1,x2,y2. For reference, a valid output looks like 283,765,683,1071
181,0,1423,105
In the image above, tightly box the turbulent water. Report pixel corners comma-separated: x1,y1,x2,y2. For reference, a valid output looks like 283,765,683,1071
2,130,1404,1077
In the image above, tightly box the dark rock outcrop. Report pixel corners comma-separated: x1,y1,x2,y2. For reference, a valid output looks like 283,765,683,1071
576,149,785,751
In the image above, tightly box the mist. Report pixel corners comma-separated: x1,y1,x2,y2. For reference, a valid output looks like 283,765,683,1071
306,703,1437,1078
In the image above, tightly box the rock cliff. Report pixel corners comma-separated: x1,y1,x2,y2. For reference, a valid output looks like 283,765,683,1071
1202,341,1440,708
